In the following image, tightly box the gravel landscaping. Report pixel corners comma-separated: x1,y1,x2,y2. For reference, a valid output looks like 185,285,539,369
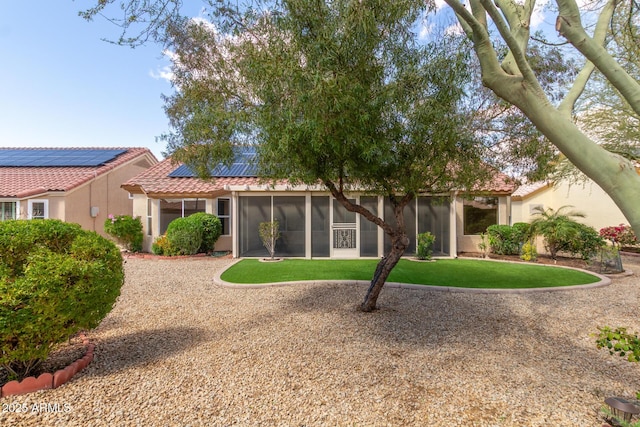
2,255,640,426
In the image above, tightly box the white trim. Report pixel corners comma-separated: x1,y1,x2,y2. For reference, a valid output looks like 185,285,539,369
0,200,18,221
305,193,312,259
216,197,232,236
28,199,49,219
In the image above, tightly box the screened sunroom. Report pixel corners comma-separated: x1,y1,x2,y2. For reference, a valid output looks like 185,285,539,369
235,193,453,259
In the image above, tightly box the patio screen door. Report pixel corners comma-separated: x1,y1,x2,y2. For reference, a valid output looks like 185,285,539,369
331,199,358,258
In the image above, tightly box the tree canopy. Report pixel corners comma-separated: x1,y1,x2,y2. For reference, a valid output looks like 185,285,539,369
158,0,497,310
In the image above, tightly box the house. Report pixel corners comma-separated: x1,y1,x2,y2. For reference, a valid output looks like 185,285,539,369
123,154,516,258
0,147,158,236
511,178,632,232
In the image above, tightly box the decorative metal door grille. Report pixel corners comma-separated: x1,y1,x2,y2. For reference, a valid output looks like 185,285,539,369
333,228,357,249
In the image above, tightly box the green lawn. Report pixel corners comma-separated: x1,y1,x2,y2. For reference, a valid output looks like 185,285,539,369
220,259,602,289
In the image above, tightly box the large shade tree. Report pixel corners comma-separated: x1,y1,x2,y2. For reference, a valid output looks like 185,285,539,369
82,0,501,311
443,0,640,235
164,0,497,311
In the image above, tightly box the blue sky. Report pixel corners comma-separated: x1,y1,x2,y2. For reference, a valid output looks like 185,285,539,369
0,2,174,160
0,2,559,162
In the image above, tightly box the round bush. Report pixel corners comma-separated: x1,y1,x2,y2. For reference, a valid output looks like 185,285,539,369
104,214,143,252
166,217,204,255
416,232,436,260
487,224,526,255
188,212,222,253
0,220,124,380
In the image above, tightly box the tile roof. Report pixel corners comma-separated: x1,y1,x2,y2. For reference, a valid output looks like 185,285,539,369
0,147,155,198
470,170,518,194
512,181,551,199
124,157,518,195
121,158,260,196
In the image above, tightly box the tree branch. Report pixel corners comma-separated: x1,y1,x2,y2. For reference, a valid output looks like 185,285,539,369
557,0,617,117
478,0,539,86
556,0,640,116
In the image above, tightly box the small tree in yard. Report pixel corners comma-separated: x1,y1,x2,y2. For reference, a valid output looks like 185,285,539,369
529,205,586,260
259,221,280,260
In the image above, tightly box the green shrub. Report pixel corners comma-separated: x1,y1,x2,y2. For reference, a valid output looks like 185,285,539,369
486,223,529,255
0,220,123,381
0,219,81,277
151,234,173,255
520,240,537,262
188,212,222,254
166,217,203,255
104,214,143,252
416,232,436,260
529,205,587,260
567,223,605,260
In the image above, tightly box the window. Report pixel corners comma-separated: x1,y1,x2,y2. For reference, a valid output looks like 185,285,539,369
238,196,306,257
418,197,450,256
217,198,231,236
28,200,48,219
463,197,498,235
146,199,153,236
0,202,16,221
360,196,378,257
159,199,206,234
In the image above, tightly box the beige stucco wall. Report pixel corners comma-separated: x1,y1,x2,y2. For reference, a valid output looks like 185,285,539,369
66,156,156,236
14,154,155,238
456,195,511,254
137,196,233,253
512,179,629,232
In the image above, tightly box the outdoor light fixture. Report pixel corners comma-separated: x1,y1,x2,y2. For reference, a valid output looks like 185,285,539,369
605,397,640,425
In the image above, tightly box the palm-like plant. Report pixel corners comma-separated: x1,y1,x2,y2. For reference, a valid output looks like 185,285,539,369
529,205,586,260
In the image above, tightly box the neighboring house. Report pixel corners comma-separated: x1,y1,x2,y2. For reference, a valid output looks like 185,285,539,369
511,178,633,232
122,155,516,258
0,147,158,236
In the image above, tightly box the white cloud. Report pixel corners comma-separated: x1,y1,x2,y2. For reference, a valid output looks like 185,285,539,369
529,0,552,29
149,49,177,83
149,65,174,82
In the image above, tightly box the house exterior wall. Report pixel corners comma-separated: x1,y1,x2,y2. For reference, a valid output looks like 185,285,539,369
138,196,234,253
135,191,464,258
66,156,156,235
133,191,510,258
455,195,511,253
512,179,629,232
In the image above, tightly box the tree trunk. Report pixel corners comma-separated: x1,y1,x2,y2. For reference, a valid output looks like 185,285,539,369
360,235,408,312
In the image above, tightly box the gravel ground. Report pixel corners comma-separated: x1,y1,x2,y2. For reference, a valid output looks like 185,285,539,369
2,255,640,426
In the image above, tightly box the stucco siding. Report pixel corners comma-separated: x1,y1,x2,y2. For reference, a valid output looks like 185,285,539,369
513,180,629,231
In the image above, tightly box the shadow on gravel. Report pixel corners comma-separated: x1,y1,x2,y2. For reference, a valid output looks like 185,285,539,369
274,278,640,399
86,326,207,377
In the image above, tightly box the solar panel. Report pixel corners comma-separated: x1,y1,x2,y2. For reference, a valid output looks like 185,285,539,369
0,149,127,167
168,147,258,178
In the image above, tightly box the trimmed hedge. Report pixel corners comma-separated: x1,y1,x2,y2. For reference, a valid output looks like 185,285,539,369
166,217,204,256
486,223,530,255
189,213,222,254
0,220,124,381
160,213,223,256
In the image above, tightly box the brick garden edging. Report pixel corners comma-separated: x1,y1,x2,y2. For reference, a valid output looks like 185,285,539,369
1,333,94,397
